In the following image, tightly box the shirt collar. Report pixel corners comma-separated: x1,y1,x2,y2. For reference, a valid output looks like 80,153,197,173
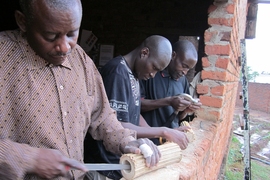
17,30,72,70
160,68,171,78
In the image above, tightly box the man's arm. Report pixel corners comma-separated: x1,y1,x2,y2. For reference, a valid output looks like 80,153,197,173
0,139,87,179
0,139,38,179
141,96,191,112
140,97,171,112
120,119,189,150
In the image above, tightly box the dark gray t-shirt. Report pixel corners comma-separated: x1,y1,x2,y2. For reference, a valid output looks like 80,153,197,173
140,70,190,129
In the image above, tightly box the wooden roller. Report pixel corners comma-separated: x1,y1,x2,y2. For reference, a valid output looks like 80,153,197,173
181,120,195,142
120,142,181,180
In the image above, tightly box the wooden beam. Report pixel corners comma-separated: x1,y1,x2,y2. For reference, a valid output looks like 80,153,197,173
245,3,258,39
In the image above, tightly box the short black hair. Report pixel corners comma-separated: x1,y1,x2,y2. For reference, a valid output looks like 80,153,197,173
19,0,82,25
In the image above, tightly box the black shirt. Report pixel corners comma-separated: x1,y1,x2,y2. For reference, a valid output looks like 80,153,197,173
84,56,140,180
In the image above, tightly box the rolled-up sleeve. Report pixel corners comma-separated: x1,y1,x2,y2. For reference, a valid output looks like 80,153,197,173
0,139,39,179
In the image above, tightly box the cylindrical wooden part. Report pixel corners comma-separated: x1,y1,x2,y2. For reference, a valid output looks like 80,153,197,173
185,131,195,142
181,121,195,142
120,142,182,180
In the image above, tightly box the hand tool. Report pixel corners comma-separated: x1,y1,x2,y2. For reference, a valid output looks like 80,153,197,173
84,163,131,171
66,163,131,171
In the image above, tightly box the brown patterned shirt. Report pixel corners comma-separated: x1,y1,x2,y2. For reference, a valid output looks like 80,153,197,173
0,30,136,180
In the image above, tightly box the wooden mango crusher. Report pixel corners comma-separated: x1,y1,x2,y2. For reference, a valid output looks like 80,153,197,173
120,121,194,180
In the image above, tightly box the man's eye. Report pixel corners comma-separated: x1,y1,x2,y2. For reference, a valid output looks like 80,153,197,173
67,32,75,37
67,30,79,38
182,64,189,69
45,35,57,42
153,66,160,71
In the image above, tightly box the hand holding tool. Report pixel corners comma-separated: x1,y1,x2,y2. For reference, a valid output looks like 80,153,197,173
164,93,198,127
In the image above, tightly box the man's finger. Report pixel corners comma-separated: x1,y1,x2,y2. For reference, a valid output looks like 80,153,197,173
62,157,88,172
124,145,141,154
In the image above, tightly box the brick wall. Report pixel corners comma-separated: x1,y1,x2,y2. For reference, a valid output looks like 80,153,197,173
0,0,253,179
194,0,247,179
129,1,249,180
79,0,249,179
236,82,270,113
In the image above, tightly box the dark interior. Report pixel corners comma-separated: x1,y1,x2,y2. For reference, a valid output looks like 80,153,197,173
1,0,215,75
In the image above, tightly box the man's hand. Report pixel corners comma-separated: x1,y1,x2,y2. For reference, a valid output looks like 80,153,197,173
170,95,191,112
175,125,192,132
123,138,161,167
30,149,87,179
182,100,202,116
188,99,202,112
162,128,189,150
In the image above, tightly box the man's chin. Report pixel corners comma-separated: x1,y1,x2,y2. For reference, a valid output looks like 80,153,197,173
47,56,67,65
174,75,183,81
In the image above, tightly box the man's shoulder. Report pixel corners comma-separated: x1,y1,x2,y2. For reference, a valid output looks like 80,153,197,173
100,56,128,76
103,56,123,67
0,29,21,43
0,30,25,64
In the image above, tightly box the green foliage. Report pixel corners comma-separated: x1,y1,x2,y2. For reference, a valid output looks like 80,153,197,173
251,161,270,180
225,136,244,180
225,135,270,180
225,171,243,180
240,66,260,82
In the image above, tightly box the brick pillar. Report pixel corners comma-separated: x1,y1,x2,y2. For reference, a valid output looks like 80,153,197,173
194,0,248,179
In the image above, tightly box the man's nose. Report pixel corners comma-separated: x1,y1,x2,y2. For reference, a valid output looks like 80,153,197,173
55,37,71,53
182,70,188,75
150,71,157,78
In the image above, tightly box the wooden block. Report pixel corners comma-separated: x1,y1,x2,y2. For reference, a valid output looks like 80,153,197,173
120,142,182,180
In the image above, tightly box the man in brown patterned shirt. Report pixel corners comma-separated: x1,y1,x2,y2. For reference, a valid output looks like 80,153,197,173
0,0,160,179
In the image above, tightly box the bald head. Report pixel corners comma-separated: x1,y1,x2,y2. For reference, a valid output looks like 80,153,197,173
19,0,82,25
141,35,172,63
126,35,172,80
167,40,198,80
172,40,197,61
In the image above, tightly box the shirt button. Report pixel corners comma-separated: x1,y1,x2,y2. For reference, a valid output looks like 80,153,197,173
60,85,64,90
69,140,73,144
63,111,67,116
49,64,54,68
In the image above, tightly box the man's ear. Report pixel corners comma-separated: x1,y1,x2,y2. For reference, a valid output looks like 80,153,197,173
140,47,149,59
15,10,27,32
171,51,176,60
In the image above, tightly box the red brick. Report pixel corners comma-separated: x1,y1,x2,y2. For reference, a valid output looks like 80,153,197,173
202,57,210,67
226,4,235,14
208,17,234,26
205,44,231,55
215,57,230,69
197,84,209,94
201,70,227,81
204,30,213,43
196,108,219,121
200,95,223,108
236,82,270,113
211,85,225,96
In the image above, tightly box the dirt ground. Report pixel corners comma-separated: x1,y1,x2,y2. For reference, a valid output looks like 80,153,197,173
233,106,270,163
